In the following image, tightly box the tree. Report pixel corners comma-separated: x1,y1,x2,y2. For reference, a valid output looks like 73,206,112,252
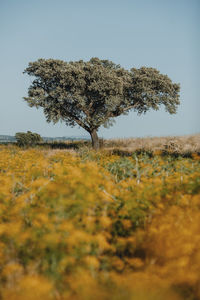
23,58,180,149
15,131,43,147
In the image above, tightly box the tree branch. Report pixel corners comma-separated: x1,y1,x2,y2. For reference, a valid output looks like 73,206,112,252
106,102,139,118
62,106,90,132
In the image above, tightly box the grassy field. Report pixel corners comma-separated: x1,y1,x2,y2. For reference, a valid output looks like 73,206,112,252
0,136,200,299
104,134,200,153
38,134,200,155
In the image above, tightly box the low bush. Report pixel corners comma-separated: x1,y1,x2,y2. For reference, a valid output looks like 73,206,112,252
15,131,43,147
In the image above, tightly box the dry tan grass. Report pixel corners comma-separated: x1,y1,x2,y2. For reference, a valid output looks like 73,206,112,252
45,148,77,157
17,134,199,155
102,134,200,154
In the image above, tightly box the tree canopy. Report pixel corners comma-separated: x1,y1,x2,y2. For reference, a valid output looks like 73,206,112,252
24,57,180,149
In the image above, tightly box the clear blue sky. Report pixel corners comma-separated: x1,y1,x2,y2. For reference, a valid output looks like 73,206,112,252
0,0,199,138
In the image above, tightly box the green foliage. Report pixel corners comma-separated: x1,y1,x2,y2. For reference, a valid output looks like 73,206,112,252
106,157,135,181
15,131,43,147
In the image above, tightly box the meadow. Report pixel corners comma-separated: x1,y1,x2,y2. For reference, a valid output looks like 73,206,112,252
0,136,200,300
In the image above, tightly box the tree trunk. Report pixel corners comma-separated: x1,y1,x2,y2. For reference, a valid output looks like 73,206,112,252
90,129,99,150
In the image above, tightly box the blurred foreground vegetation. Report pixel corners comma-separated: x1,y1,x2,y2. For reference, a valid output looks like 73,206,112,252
0,144,200,299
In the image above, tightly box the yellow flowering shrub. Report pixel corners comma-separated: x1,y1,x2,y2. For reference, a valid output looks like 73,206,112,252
0,145,199,299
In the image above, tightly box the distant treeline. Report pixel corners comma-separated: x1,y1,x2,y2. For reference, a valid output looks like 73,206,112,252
0,135,16,143
0,135,90,143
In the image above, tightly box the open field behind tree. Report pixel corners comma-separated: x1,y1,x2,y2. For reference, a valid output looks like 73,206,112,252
25,133,200,156
103,134,200,154
0,141,200,300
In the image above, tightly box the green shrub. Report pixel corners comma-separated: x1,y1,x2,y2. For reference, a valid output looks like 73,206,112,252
15,131,43,147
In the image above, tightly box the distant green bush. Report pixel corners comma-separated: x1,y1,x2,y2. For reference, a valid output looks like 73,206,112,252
15,131,43,147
